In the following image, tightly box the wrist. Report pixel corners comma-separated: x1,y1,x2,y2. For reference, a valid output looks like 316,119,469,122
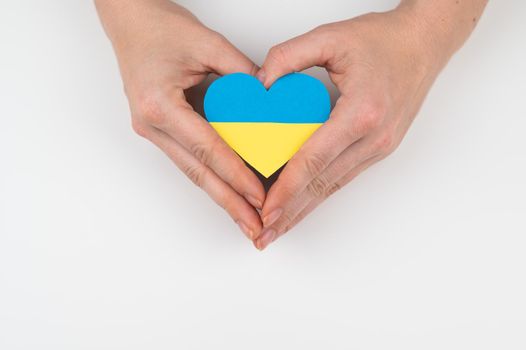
395,0,487,62
94,0,196,46
393,7,458,74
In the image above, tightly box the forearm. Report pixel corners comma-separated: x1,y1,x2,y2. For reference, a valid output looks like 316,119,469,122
94,0,196,52
398,0,488,61
94,0,183,23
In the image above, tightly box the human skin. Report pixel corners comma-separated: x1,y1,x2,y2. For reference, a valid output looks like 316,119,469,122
95,0,488,250
254,0,488,250
94,0,266,240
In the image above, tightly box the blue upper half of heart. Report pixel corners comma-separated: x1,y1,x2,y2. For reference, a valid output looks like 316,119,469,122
204,73,331,123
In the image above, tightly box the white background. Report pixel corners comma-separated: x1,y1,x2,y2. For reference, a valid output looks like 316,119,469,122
1,1,525,349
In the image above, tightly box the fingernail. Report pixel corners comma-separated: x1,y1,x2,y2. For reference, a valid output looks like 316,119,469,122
236,220,254,240
256,69,266,84
262,208,282,227
244,193,263,209
256,228,276,250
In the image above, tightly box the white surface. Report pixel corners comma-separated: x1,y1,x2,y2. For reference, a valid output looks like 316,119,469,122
1,1,525,349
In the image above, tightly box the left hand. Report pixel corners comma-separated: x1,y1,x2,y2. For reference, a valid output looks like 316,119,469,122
253,9,457,249
94,0,266,241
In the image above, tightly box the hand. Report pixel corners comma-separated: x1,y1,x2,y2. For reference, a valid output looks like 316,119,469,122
95,0,265,240
254,1,487,250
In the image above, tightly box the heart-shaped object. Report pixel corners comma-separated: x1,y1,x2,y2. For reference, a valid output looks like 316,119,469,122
204,72,330,178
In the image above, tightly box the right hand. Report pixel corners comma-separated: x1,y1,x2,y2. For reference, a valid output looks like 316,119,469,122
95,0,265,240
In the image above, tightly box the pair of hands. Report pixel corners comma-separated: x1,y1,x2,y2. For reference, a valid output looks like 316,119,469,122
95,0,486,250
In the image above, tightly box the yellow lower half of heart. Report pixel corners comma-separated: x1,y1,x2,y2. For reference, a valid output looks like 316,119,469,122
210,122,322,178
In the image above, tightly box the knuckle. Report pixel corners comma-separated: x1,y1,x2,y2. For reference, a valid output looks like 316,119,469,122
216,191,230,212
268,42,291,67
313,23,339,44
136,94,165,125
279,183,299,202
183,163,208,189
191,143,211,166
211,31,229,50
375,131,397,154
325,182,341,197
248,62,259,76
280,210,296,228
355,100,386,134
131,119,148,138
356,112,381,133
284,214,304,233
313,23,331,33
190,139,218,167
306,175,330,198
303,153,327,178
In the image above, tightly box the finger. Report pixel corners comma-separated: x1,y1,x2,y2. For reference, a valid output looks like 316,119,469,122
256,138,376,249
255,155,382,250
282,154,383,236
143,124,263,240
260,138,375,239
139,92,266,210
205,34,258,76
286,155,383,232
259,96,381,230
256,27,334,88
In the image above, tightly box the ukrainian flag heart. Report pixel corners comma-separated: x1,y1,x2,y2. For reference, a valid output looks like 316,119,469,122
204,72,330,178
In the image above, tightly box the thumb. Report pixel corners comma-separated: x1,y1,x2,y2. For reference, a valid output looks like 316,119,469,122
206,34,258,77
257,27,333,88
